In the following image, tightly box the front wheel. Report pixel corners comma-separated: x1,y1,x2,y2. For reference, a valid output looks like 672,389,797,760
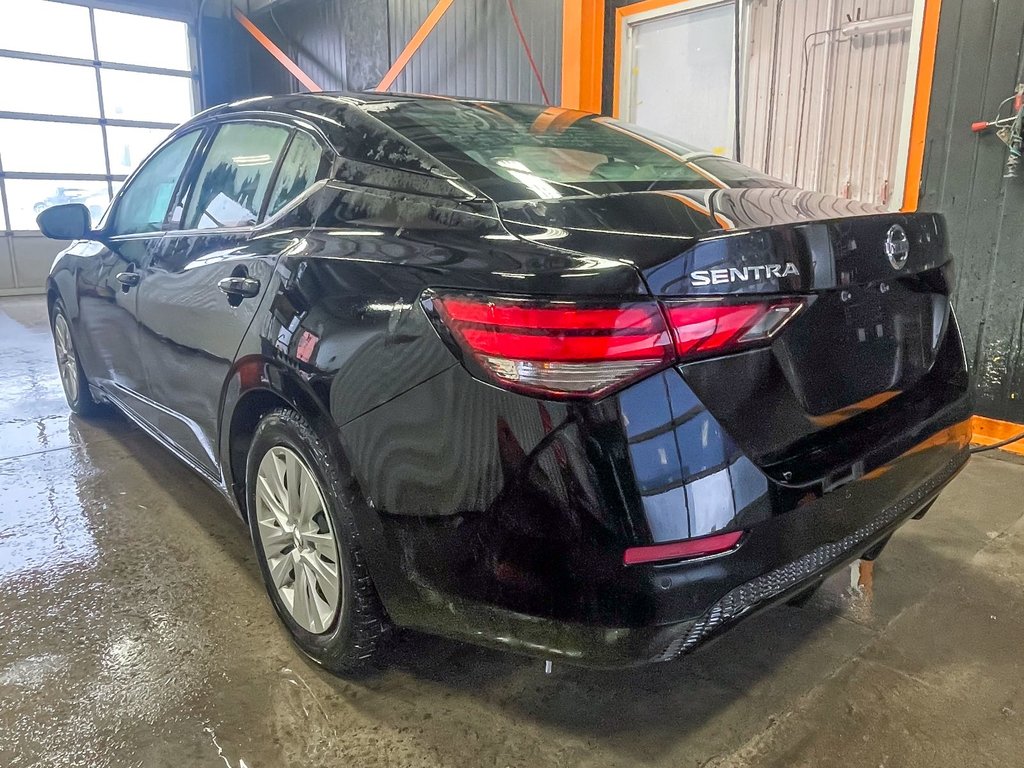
246,408,389,673
51,299,100,416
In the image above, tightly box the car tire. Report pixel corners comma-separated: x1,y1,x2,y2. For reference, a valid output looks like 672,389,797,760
246,408,389,673
51,299,100,417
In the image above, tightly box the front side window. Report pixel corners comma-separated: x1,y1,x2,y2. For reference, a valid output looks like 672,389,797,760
110,130,201,236
265,132,324,218
184,122,291,230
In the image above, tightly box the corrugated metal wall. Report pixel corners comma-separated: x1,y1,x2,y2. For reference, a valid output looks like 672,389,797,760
248,0,390,92
602,0,912,205
244,0,562,104
386,0,562,103
742,0,913,206
919,0,1024,423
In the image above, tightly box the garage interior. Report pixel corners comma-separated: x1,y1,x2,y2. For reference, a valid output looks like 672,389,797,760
2,1,1024,766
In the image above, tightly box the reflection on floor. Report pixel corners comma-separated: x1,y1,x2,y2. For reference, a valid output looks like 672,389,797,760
1,295,1023,768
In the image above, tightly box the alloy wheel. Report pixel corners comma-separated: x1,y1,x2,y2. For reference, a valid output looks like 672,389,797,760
254,445,342,634
53,313,79,405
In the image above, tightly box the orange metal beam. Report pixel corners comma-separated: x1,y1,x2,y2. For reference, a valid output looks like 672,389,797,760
617,0,690,15
233,7,321,93
971,415,1024,456
376,0,455,92
902,0,943,211
561,0,605,112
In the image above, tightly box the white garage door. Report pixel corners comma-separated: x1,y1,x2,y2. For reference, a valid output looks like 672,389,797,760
0,0,196,295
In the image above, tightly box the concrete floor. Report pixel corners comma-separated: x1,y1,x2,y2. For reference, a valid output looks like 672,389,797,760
1,295,1022,768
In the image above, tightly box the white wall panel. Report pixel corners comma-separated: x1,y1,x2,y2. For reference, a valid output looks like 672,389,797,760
741,0,913,205
0,236,16,295
2,235,69,296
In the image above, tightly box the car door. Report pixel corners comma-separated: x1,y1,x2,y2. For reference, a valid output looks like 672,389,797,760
73,129,205,411
134,119,328,478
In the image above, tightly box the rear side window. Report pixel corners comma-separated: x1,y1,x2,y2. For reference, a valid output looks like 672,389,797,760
184,122,290,229
110,129,200,235
265,132,323,218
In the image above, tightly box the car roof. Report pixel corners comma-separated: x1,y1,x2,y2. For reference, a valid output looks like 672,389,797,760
211,90,543,113
182,91,572,144
187,91,509,129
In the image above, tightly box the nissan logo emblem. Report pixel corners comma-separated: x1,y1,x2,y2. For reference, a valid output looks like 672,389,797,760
885,224,910,270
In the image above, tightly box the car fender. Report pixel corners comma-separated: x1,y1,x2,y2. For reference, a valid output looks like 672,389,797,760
218,353,341,508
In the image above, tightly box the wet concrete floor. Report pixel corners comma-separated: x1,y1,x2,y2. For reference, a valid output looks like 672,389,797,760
1,295,1022,767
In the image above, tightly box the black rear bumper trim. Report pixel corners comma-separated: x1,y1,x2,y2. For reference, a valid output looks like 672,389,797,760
658,447,969,661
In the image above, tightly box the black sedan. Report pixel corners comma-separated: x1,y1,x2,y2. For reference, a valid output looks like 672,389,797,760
40,93,972,670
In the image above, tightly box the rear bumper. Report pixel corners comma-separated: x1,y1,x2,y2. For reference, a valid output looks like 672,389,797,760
340,338,972,667
656,444,967,661
430,438,968,667
362,418,969,667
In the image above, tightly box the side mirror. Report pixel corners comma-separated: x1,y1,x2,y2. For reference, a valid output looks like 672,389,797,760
36,204,92,240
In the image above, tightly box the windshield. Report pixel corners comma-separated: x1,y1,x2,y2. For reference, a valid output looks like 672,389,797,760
365,100,786,201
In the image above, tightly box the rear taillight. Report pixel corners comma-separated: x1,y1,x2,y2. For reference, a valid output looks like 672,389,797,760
665,299,804,358
431,295,673,398
428,293,804,399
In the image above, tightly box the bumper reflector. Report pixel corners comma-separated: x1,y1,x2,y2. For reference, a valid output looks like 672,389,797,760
624,530,744,565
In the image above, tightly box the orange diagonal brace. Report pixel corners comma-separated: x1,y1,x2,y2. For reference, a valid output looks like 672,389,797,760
376,0,455,92
233,7,321,93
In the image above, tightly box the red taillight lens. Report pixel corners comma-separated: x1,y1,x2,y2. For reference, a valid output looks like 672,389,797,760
623,530,744,565
665,299,805,358
432,295,673,398
429,293,804,399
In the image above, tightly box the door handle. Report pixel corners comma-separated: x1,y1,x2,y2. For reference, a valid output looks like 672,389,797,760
218,276,261,299
115,271,140,288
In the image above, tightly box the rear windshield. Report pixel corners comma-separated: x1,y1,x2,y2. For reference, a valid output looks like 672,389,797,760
364,100,785,201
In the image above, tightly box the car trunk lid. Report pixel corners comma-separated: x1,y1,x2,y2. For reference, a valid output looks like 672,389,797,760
499,187,964,486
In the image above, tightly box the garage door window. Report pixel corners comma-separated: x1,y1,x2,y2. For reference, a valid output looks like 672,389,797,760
0,0,196,233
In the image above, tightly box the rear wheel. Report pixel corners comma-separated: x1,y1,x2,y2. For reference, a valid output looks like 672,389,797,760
246,408,388,673
51,299,100,416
